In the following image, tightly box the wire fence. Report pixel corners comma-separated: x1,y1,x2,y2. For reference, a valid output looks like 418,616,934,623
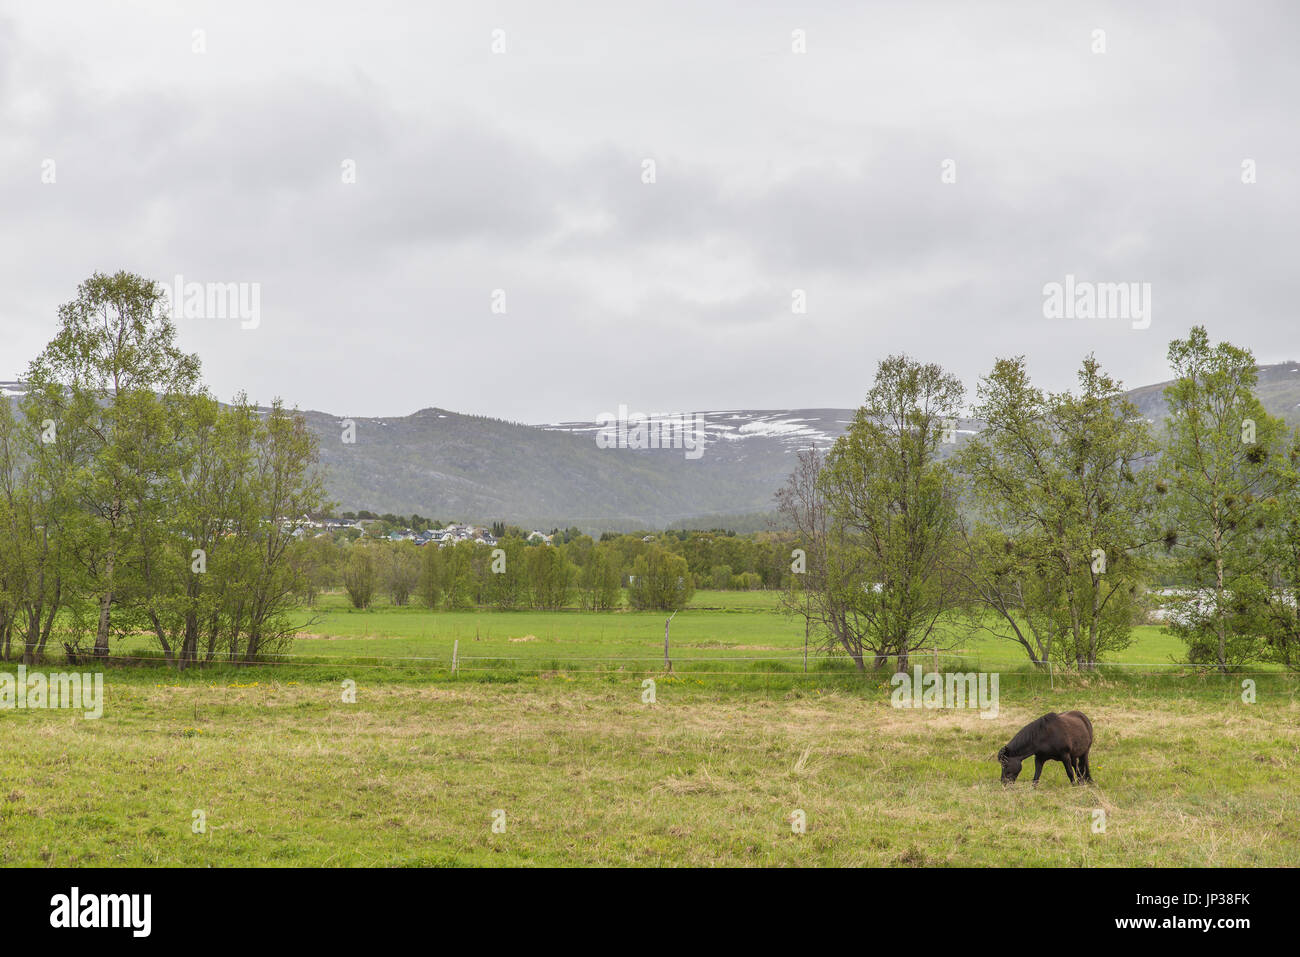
16,644,1295,680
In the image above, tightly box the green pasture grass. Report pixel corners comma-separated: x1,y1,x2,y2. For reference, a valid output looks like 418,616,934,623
8,589,1291,866
104,589,1262,678
0,666,1295,866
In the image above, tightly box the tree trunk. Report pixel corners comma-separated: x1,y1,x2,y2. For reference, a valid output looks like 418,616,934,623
1215,552,1227,672
1087,577,1102,670
177,610,200,671
95,551,114,659
23,609,40,665
148,610,175,666
95,500,121,659
35,583,60,659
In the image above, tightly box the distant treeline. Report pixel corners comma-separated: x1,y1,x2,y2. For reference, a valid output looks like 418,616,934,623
301,527,793,614
325,511,786,539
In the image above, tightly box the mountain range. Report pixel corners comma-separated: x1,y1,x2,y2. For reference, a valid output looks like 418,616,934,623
303,360,1300,531
5,362,1299,533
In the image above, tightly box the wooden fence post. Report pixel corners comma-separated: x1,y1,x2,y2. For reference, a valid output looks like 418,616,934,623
452,639,459,676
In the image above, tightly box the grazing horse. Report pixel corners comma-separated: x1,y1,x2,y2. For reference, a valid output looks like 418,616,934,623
997,711,1093,786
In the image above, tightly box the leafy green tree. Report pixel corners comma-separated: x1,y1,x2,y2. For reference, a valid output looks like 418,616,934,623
291,535,341,607
24,271,201,658
120,391,244,666
441,541,478,610
526,545,575,610
777,446,879,670
956,355,1158,668
948,525,1067,668
578,545,622,611
484,538,528,610
418,544,445,608
628,544,693,611
342,546,377,610
0,396,88,662
122,394,325,665
235,400,326,661
379,541,422,606
815,355,965,672
1249,433,1300,667
1159,327,1288,670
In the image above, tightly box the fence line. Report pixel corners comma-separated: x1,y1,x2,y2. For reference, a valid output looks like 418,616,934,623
6,647,1297,677
453,665,1297,677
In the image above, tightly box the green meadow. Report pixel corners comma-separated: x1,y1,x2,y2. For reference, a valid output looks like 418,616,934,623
112,588,1199,675
2,590,1296,866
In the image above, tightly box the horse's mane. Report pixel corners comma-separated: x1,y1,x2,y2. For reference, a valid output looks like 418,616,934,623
1005,713,1056,754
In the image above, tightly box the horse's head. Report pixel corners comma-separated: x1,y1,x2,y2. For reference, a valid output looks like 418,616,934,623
997,746,1022,785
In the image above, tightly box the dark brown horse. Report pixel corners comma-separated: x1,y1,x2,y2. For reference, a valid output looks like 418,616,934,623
997,711,1093,786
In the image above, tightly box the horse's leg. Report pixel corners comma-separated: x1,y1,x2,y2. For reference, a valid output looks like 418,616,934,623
1032,756,1045,786
1061,754,1075,785
1080,752,1091,783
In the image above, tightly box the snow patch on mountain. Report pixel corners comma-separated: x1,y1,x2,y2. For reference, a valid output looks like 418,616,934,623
538,410,844,449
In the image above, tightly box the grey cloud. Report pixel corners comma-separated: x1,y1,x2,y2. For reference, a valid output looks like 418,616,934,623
0,2,1296,421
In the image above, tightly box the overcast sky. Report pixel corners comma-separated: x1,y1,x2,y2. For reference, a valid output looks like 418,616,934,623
1,1,1296,422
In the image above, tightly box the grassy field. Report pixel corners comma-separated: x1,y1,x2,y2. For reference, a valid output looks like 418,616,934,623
111,589,1198,675
3,590,1297,866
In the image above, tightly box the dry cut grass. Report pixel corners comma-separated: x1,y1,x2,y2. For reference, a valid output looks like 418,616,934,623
0,672,1296,866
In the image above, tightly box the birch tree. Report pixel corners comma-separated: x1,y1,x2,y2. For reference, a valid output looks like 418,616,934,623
957,355,1158,669
782,356,964,672
1159,327,1288,670
24,271,200,659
